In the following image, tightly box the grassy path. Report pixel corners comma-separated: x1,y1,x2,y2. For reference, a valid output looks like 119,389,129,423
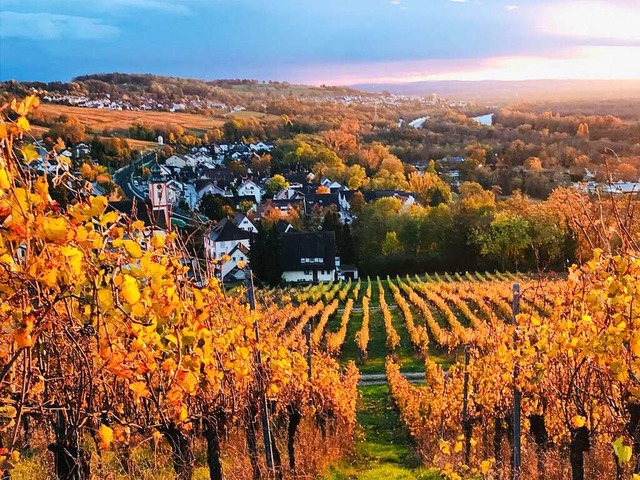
321,385,442,480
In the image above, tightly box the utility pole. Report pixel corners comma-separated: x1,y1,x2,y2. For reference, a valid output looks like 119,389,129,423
245,268,275,476
512,283,522,480
305,322,312,380
461,346,471,465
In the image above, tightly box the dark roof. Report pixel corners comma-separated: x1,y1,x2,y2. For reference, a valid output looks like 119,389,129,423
283,172,313,184
209,218,252,242
280,231,336,272
274,220,295,234
303,193,339,213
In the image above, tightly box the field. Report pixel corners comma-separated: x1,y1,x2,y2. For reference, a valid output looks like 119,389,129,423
252,272,632,480
38,103,226,134
257,272,559,479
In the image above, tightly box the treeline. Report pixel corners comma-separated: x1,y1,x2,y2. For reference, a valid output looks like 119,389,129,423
353,183,578,276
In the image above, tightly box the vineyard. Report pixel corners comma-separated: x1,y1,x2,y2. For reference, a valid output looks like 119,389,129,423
1,97,639,480
269,265,640,480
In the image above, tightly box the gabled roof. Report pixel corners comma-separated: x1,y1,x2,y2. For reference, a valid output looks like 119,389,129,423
208,218,252,243
304,193,340,212
228,242,250,257
231,212,254,227
238,179,259,189
274,220,295,235
280,231,336,272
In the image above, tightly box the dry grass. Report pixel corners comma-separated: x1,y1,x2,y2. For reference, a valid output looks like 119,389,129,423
39,103,225,134
226,110,281,121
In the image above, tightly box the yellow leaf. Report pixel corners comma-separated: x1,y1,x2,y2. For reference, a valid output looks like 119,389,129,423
132,220,145,231
151,234,165,249
613,436,632,463
571,415,586,429
439,439,451,455
120,275,140,305
0,167,11,190
97,424,114,449
129,381,150,402
177,370,198,395
16,116,30,132
453,441,463,453
178,403,188,422
122,240,143,259
41,217,68,243
21,144,40,162
14,317,34,349
99,211,119,226
480,460,492,474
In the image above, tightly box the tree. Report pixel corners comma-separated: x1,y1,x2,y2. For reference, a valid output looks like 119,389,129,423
199,194,234,221
349,191,366,213
470,211,532,270
408,172,452,206
345,164,368,190
382,231,402,255
264,174,289,197
44,114,85,145
249,223,283,286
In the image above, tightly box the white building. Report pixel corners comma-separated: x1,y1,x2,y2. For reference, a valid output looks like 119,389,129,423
237,179,262,202
231,213,258,233
280,231,337,283
204,218,252,282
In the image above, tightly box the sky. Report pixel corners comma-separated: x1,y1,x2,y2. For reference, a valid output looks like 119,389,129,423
1,0,639,85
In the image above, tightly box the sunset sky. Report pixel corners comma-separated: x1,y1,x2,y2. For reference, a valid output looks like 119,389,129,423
1,0,639,85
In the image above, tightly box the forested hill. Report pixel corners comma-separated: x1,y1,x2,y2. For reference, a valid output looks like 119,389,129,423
0,73,371,107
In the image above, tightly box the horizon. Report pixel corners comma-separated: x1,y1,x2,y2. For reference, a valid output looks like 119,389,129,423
1,0,640,85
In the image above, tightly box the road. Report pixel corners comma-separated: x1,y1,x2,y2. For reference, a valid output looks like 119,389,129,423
113,151,156,200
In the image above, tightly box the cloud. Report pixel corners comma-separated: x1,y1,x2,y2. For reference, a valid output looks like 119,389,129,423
1,0,192,15
298,46,640,85
505,5,518,11
84,0,192,15
391,0,401,4
0,12,120,40
540,1,640,44
448,0,468,3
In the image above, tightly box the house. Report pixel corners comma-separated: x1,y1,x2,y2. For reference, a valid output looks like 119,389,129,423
303,193,340,215
231,213,258,233
237,179,262,202
280,231,337,283
320,178,348,193
274,220,295,235
204,218,253,282
197,181,231,200
72,143,91,159
274,188,305,201
165,154,188,169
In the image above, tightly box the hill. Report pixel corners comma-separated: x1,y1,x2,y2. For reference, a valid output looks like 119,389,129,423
0,73,370,112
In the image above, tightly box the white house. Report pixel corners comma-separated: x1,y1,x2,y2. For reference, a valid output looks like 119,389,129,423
197,182,232,200
165,155,188,169
237,179,262,202
231,213,258,233
280,231,337,283
250,142,273,152
204,218,252,282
